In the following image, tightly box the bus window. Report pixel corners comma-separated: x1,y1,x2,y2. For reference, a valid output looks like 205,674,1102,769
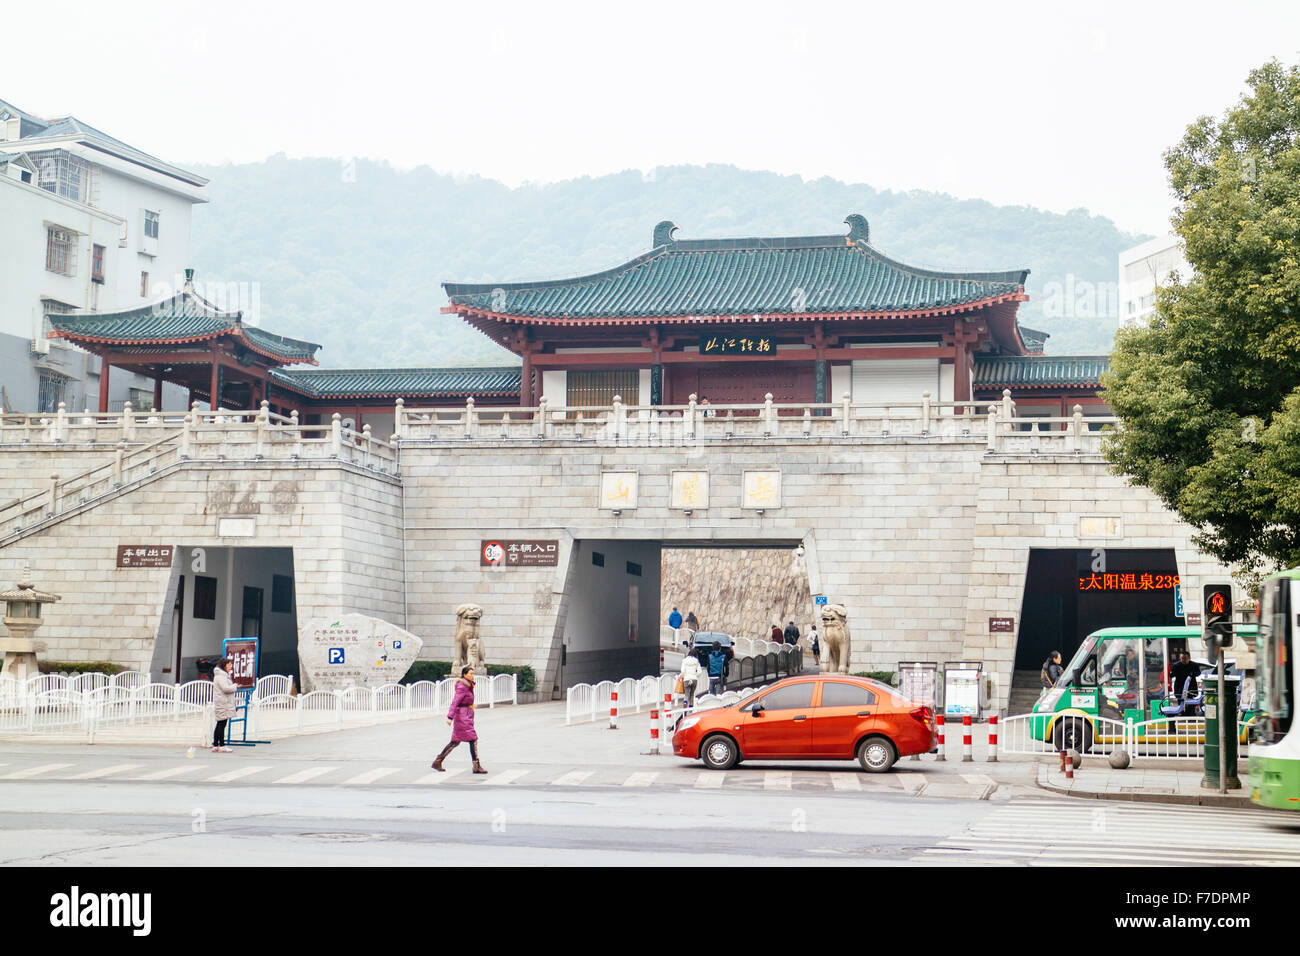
1259,578,1292,744
1080,657,1098,686
1099,639,1140,683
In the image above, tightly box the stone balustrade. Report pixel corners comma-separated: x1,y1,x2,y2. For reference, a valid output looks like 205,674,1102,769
0,401,399,543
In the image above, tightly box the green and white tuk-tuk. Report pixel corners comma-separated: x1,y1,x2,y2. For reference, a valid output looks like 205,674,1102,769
1029,625,1257,752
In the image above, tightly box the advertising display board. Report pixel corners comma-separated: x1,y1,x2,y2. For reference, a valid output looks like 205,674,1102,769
943,661,983,719
221,637,259,690
897,661,939,709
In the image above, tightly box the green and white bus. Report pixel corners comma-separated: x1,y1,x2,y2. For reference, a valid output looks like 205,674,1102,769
1250,567,1300,810
1030,624,1257,752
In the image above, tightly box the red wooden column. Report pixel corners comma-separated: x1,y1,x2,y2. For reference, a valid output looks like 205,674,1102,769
153,374,163,412
209,346,220,411
98,359,111,413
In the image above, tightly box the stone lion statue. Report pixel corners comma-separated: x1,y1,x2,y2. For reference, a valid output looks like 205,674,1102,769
452,603,486,671
819,604,851,674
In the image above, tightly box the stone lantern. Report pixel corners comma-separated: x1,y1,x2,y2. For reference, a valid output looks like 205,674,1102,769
0,566,60,683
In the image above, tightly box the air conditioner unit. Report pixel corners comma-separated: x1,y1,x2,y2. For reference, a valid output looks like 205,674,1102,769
30,335,50,355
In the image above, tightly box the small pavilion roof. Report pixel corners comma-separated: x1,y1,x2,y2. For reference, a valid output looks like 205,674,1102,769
47,288,320,365
271,366,521,400
973,354,1109,389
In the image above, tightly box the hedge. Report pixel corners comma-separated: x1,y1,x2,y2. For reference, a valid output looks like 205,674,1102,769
852,670,897,686
401,661,536,694
37,660,123,676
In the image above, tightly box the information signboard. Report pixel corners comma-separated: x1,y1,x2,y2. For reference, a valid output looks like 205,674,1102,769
222,637,259,690
897,661,939,709
942,661,983,719
116,545,174,568
481,539,560,567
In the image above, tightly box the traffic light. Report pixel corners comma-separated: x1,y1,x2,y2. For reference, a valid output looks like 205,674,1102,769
1203,582,1233,647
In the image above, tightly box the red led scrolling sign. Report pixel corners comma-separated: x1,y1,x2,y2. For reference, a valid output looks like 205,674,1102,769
1078,573,1180,592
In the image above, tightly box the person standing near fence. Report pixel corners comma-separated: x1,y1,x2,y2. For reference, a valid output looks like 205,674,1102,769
707,642,728,696
432,666,487,774
668,606,683,643
211,657,236,753
679,652,702,708
809,624,820,661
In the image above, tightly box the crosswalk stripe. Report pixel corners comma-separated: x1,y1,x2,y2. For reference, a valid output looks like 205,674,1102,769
552,770,593,786
487,769,529,785
131,765,202,781
342,767,401,785
763,771,792,791
273,767,338,784
67,763,143,780
411,769,466,785
830,773,861,791
622,772,659,787
695,772,725,788
0,763,74,779
205,765,271,783
947,836,1300,858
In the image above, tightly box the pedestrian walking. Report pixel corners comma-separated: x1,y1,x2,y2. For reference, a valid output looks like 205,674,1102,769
668,607,683,631
679,652,702,708
431,666,487,774
707,641,728,695
783,620,800,646
686,611,699,631
1040,651,1063,689
211,657,237,753
770,622,783,645
809,624,820,660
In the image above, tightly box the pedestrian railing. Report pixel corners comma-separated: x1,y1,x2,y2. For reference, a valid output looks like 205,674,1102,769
0,672,518,743
1000,712,1214,759
566,673,677,724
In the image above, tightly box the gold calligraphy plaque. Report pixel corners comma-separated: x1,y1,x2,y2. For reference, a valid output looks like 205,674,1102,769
671,471,709,510
742,470,781,509
599,472,638,510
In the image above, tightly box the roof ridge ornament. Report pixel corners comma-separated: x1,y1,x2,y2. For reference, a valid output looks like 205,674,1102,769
653,220,678,247
844,214,869,244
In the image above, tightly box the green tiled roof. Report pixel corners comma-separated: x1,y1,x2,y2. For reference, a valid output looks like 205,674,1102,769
47,291,320,363
444,215,1029,320
973,355,1110,388
1018,325,1049,353
271,366,521,399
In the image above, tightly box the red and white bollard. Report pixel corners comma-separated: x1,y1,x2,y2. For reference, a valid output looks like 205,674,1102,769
962,714,973,762
650,703,660,753
1065,751,1074,781
987,713,999,762
664,692,674,743
935,713,946,761
609,691,618,730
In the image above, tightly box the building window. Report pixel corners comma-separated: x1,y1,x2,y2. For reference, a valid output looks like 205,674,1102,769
140,272,150,297
91,244,105,283
272,575,294,614
45,228,76,276
626,561,642,577
32,149,90,202
566,369,639,408
592,551,605,567
193,576,218,620
144,210,160,239
37,371,68,414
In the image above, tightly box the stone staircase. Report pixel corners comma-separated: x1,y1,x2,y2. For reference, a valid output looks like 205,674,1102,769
1008,669,1045,716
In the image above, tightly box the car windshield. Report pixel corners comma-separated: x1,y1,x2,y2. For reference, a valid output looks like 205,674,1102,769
1056,634,1099,688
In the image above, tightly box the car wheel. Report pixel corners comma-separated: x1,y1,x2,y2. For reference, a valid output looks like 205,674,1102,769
700,734,739,770
1052,716,1093,754
857,736,896,773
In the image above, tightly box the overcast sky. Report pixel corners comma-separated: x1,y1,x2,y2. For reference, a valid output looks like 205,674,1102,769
6,0,1298,235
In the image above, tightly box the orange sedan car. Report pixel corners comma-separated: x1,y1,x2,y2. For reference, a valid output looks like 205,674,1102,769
671,674,936,772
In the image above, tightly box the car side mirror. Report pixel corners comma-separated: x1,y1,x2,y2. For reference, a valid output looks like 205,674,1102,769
752,704,765,716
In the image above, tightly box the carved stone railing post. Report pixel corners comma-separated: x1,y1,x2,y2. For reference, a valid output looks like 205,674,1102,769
921,390,931,435
841,392,852,437
500,411,511,438
986,406,999,452
686,394,697,440
255,400,269,459
330,413,343,457
1072,404,1084,454
725,407,734,439
763,393,775,437
802,407,811,436
121,403,136,443
1002,388,1014,423
113,449,124,487
55,403,68,443
180,407,192,459
612,394,625,441
393,397,405,440
48,474,59,517
290,410,302,458
464,397,476,439
537,396,549,439
362,424,372,467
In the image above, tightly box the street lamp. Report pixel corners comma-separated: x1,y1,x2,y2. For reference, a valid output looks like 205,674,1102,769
0,566,60,682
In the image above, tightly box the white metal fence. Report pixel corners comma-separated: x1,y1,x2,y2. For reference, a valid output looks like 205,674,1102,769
566,674,677,724
1000,712,1216,759
0,672,518,743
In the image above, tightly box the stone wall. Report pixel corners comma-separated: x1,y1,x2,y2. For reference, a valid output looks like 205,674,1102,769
661,547,813,642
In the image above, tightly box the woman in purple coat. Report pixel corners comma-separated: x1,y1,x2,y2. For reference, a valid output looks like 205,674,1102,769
431,666,486,774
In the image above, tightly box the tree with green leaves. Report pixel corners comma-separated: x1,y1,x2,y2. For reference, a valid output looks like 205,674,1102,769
1103,59,1300,582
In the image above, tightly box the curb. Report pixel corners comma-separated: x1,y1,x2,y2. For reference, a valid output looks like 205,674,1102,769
1034,766,1261,810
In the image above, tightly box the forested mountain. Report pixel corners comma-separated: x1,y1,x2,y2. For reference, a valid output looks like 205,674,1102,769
189,159,1149,368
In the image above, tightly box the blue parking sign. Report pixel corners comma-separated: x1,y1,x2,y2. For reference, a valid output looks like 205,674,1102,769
328,648,345,664
393,640,402,650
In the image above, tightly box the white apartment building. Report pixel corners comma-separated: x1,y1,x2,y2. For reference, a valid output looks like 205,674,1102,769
0,98,207,412
1117,234,1192,330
